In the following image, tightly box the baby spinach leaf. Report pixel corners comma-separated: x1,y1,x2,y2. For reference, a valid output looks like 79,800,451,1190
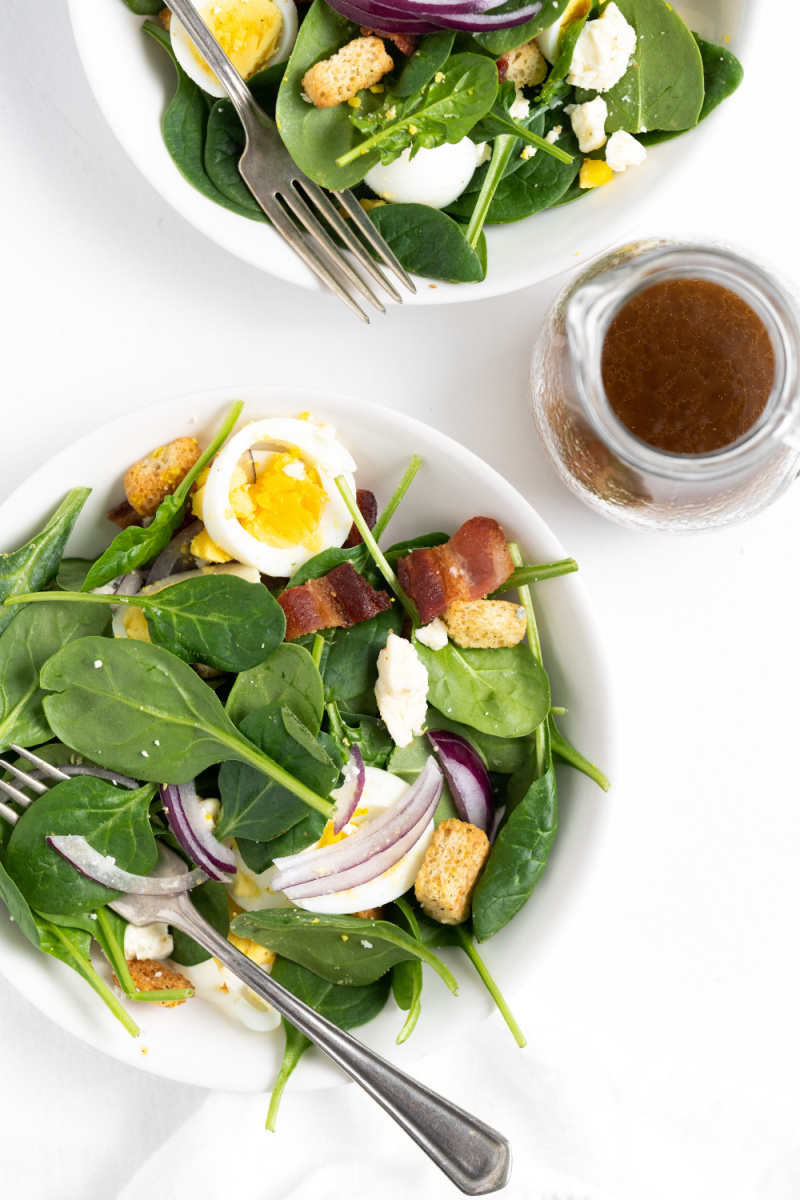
472,760,557,941
232,909,459,991
639,35,743,145
216,703,339,841
204,63,287,215
226,643,324,733
537,0,598,107
0,857,42,949
57,558,94,592
33,912,140,1036
236,811,326,873
82,401,242,592
427,708,531,774
346,719,394,769
391,896,424,1043
322,607,402,715
415,640,550,738
40,637,333,816
549,714,609,790
344,54,498,167
266,956,391,1130
275,0,382,190
126,0,163,13
386,31,456,97
0,488,89,638
284,544,369,590
0,600,111,753
471,85,572,162
367,205,487,284
473,0,571,56
4,777,158,917
575,0,704,134
170,880,231,966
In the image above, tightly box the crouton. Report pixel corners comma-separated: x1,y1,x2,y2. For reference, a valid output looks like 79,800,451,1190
415,820,491,925
124,437,202,517
352,907,384,921
159,7,171,31
443,599,527,649
302,36,393,109
500,40,548,87
118,959,193,1008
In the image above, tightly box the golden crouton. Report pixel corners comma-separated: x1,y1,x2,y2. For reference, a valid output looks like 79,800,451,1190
414,819,490,925
118,959,193,1008
302,37,393,109
124,437,201,517
502,40,548,87
159,7,171,31
443,599,527,649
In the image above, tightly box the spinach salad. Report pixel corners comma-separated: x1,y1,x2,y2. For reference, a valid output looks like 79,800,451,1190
0,401,607,1124
124,0,741,284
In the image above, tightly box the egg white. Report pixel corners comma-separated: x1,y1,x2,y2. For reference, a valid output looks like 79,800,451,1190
171,0,298,100
175,958,282,1032
365,139,480,210
199,417,356,578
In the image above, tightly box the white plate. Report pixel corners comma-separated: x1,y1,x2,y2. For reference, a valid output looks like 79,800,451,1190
0,385,614,1092
67,0,751,305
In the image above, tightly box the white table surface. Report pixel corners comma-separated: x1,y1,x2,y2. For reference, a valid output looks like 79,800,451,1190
2,1,799,1196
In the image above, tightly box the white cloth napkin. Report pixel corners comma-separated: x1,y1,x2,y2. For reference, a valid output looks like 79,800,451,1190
114,1013,800,1200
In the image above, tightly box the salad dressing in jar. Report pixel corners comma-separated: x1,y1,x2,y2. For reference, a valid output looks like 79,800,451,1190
530,242,800,532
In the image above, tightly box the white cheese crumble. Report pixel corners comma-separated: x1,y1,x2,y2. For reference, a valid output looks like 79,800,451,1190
605,129,647,172
123,921,174,962
475,141,491,166
566,96,608,152
567,2,637,93
415,617,448,651
375,632,428,749
508,87,530,121
521,145,537,160
545,124,563,143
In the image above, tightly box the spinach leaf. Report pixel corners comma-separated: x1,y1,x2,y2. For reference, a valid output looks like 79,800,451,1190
575,0,704,134
236,811,326,873
383,533,449,565
391,896,424,1043
386,31,455,97
82,401,242,592
344,54,498,167
345,719,394,769
322,607,402,714
226,643,324,733
57,558,94,592
284,544,369,590
170,880,231,965
639,35,743,145
0,600,111,753
537,0,598,108
203,63,286,214
0,489,89,638
471,85,573,162
385,736,459,825
232,909,459,991
4,777,158,916
40,637,333,815
427,708,531,774
143,23,258,219
216,703,339,841
472,760,557,941
126,0,163,13
266,956,391,1130
33,913,140,1036
415,640,550,738
0,856,42,949
473,0,571,56
549,714,609,790
275,0,382,190
368,205,487,284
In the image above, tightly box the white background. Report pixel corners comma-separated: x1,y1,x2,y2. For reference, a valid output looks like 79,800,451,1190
2,0,799,1197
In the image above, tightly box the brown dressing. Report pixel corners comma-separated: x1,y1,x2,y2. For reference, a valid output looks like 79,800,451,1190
601,278,775,454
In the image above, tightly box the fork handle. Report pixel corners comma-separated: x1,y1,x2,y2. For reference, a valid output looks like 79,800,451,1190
162,892,511,1195
167,0,257,119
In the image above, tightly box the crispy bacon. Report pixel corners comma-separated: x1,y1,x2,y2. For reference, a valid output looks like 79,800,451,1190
360,27,419,57
279,561,392,642
343,489,378,549
397,517,513,624
107,500,141,530
496,54,509,83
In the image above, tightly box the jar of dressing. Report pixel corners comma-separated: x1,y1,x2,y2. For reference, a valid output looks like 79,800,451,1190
529,240,800,532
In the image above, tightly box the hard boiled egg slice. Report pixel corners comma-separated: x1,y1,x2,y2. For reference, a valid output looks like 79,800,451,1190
175,957,282,1032
536,0,593,63
291,767,436,915
171,0,298,100
111,563,260,642
226,844,296,913
365,138,480,210
196,417,356,578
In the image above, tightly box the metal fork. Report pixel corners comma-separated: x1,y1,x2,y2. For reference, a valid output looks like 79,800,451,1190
167,0,415,322
0,745,511,1195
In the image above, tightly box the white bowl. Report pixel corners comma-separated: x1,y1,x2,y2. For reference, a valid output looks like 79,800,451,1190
67,0,751,305
0,385,614,1092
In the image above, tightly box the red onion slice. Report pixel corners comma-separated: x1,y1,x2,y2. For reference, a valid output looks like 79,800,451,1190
113,571,144,598
427,729,494,834
26,766,139,789
329,0,541,31
330,0,438,31
47,834,207,894
332,744,365,835
160,782,236,880
271,757,442,892
146,521,204,586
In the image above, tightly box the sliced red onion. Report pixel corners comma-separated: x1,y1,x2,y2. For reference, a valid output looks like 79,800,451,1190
27,765,139,789
160,782,236,880
114,570,144,597
332,744,365,835
47,834,207,894
330,0,438,31
146,521,204,586
329,0,541,31
272,756,442,893
427,729,494,834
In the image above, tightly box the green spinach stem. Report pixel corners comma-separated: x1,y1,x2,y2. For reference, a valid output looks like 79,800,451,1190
266,1030,310,1131
487,114,573,162
49,923,140,1038
466,134,516,249
215,729,334,818
95,906,136,994
509,541,547,776
373,454,423,542
454,925,526,1048
334,476,418,623
311,633,325,669
325,700,347,746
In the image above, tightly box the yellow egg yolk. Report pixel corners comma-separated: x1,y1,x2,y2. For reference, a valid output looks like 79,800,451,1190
236,452,328,550
189,0,283,86
317,808,369,847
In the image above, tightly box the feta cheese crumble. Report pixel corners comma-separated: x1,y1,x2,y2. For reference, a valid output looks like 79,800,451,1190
375,632,428,748
567,2,637,93
123,921,174,962
566,96,608,152
415,618,448,651
508,87,531,121
605,129,647,172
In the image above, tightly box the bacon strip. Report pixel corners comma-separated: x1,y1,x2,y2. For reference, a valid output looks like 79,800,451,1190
107,500,141,530
360,27,419,58
343,489,378,550
279,561,392,642
397,517,513,624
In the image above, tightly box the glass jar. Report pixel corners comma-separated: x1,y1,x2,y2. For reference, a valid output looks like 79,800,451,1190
529,240,800,533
